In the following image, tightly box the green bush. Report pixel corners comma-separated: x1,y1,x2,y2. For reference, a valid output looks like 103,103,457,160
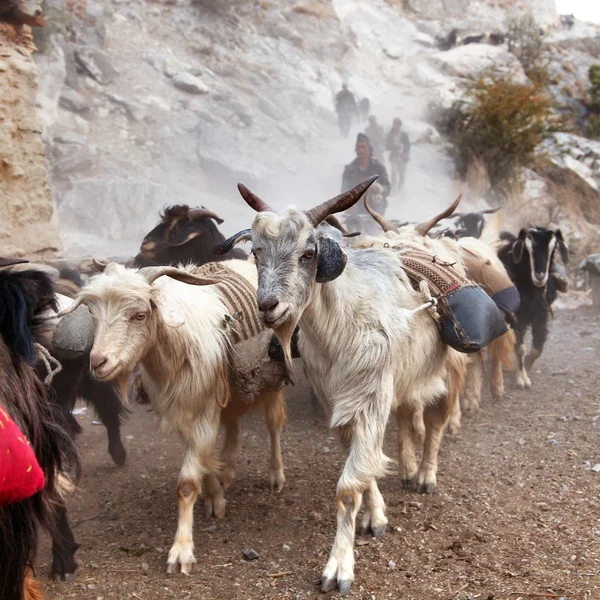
433,73,554,201
584,64,600,139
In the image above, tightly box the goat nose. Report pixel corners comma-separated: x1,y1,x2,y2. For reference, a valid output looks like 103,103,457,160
90,352,107,369
258,296,279,313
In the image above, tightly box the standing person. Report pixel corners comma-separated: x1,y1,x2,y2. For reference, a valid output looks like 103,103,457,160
364,115,385,162
386,117,411,192
341,133,390,229
335,83,357,138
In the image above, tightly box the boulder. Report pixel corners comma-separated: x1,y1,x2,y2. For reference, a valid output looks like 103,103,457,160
171,71,209,94
35,38,67,131
59,87,89,113
75,46,118,84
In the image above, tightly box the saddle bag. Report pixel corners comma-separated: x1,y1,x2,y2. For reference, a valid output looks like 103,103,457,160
401,250,507,354
460,249,520,324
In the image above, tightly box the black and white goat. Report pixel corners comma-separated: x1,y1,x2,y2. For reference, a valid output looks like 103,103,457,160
0,259,80,598
498,226,569,389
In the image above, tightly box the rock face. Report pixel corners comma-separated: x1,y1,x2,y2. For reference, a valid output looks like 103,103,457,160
0,32,62,257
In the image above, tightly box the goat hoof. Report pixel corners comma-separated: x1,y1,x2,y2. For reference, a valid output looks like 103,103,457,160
53,572,76,583
269,470,285,492
166,563,178,575
205,496,226,519
371,524,387,538
337,579,353,594
220,470,234,490
321,576,337,593
401,477,416,489
180,562,193,576
109,442,127,467
418,482,436,494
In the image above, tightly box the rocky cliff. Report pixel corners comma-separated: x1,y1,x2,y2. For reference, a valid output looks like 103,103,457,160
0,25,62,258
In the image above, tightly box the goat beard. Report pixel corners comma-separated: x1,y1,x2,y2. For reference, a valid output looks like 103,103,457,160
115,368,134,405
273,317,300,374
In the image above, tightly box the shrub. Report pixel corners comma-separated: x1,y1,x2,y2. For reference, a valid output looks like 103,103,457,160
584,64,600,139
507,15,547,83
433,72,554,201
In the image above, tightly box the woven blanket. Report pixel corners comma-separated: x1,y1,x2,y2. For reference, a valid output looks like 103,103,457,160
192,263,263,343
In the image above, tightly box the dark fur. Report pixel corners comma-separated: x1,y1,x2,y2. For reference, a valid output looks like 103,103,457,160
0,270,80,599
498,227,568,369
134,205,247,268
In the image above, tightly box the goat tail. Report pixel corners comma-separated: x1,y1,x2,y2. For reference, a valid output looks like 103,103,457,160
488,328,516,371
480,209,504,248
24,567,44,600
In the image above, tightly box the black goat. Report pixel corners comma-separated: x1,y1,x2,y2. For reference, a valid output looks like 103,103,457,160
450,207,500,239
134,205,247,268
0,262,80,598
498,226,569,390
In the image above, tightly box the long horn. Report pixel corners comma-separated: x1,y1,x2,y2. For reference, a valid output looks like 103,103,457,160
305,175,379,227
415,194,462,236
137,266,220,286
481,207,501,215
0,257,29,267
237,184,274,213
212,229,252,256
188,208,224,224
324,215,361,238
363,195,397,233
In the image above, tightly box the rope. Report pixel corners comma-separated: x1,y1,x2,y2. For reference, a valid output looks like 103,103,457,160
34,343,62,385
410,280,440,316
215,363,231,409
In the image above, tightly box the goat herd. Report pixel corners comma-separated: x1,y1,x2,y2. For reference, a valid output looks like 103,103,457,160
0,177,570,598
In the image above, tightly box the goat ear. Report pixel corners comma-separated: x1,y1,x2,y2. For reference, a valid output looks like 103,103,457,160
152,293,186,328
316,237,347,283
554,229,569,264
512,228,528,263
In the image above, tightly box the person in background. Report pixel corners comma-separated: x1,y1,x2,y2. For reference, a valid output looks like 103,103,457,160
335,83,357,138
386,117,411,192
364,115,385,162
342,133,390,226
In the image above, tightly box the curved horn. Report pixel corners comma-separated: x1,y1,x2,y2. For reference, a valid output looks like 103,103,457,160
237,184,274,213
92,258,108,272
56,295,86,317
324,215,361,238
415,194,462,236
363,195,398,233
0,257,29,267
137,266,220,286
305,176,379,227
481,207,501,215
187,208,224,224
212,229,252,256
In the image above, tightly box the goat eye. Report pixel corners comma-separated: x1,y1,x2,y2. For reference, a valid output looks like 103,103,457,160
132,312,147,322
301,251,314,261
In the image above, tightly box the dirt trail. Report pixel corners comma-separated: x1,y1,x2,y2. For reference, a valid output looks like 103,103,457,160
41,308,600,600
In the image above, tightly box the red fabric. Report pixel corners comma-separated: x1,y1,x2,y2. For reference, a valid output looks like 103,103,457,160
0,407,45,506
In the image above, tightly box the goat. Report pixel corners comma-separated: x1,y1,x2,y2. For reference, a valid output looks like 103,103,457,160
361,198,518,420
60,259,287,575
4,262,129,466
498,226,569,390
133,205,247,268
0,259,80,598
218,177,467,594
447,207,500,239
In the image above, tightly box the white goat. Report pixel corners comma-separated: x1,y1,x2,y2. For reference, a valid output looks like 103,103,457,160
60,260,286,575
359,198,516,423
219,178,467,594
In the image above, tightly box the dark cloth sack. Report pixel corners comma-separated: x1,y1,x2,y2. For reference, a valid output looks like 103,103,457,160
401,250,507,354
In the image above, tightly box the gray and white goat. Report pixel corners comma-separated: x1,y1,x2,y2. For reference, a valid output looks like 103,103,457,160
219,177,466,594
59,260,287,575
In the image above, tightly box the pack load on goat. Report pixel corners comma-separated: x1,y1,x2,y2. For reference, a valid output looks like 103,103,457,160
397,249,508,353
